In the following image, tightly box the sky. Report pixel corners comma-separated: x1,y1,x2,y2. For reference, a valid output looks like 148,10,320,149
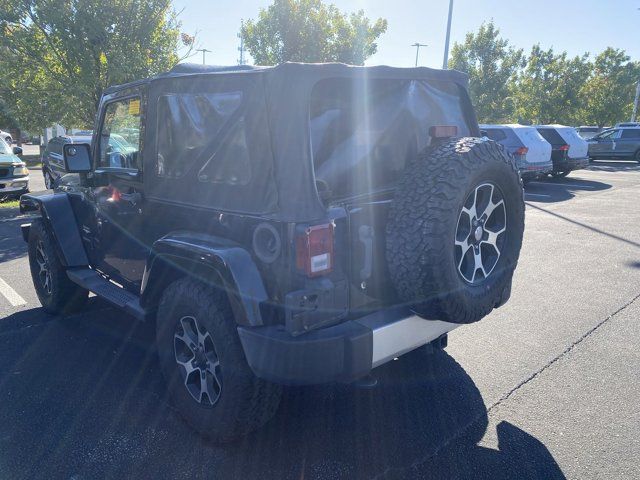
172,0,640,68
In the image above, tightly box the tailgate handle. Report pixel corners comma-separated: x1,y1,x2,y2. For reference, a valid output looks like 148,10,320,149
359,225,373,281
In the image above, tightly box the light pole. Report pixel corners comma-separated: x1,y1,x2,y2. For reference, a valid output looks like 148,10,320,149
411,43,428,67
196,48,212,65
442,0,454,69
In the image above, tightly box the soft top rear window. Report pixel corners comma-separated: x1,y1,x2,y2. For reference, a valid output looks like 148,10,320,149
309,77,471,200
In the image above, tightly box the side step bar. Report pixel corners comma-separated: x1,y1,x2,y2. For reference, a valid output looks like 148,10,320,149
67,268,146,320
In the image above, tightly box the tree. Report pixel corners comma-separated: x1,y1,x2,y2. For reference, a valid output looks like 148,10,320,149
449,21,523,123
0,0,194,131
579,48,640,127
240,0,387,65
513,45,591,125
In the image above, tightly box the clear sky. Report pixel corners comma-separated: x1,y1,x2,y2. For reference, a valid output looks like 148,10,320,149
172,0,640,68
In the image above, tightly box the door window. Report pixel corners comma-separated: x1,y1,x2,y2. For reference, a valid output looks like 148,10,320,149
620,129,640,139
98,97,142,170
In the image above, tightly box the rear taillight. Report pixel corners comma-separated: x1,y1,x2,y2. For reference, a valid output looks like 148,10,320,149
514,146,529,155
559,144,570,151
296,223,334,277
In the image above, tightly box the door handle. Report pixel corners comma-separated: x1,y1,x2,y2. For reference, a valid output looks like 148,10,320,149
120,192,142,205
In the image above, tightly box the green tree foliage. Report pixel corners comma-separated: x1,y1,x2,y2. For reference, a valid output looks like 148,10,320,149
579,48,640,127
449,21,523,123
0,0,193,131
513,45,591,125
240,0,388,65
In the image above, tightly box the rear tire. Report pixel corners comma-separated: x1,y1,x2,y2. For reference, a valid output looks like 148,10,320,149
28,219,88,314
156,278,281,442
386,137,524,324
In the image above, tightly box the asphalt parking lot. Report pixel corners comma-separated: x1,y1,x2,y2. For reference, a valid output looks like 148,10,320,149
0,160,639,479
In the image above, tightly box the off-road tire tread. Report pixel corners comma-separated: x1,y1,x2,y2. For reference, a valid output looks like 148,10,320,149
157,278,281,443
28,218,88,314
386,137,524,324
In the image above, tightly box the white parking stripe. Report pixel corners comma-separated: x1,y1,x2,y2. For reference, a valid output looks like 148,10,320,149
0,276,27,306
528,182,595,189
525,193,551,198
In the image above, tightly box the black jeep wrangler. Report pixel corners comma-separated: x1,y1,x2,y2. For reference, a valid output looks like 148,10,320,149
20,63,524,441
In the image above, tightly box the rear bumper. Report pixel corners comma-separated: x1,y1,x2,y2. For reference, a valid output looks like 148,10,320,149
553,157,589,172
237,308,458,385
0,176,29,193
519,163,553,179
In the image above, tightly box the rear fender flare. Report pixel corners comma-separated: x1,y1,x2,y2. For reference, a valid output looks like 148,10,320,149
141,233,268,327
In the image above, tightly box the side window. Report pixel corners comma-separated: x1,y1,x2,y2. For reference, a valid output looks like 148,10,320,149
621,129,640,139
156,92,247,184
98,97,142,170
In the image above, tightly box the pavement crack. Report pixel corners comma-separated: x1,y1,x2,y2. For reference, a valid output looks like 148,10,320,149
371,291,640,480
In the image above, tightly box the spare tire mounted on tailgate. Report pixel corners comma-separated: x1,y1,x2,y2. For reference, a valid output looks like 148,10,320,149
386,137,525,324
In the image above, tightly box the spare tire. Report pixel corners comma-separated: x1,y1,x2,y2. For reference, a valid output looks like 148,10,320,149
386,137,524,324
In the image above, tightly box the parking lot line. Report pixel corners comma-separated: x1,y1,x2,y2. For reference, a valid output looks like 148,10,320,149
528,182,596,189
524,192,551,198
0,276,27,307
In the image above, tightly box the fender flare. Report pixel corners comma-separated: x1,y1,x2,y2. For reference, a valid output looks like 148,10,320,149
18,193,89,267
141,232,268,327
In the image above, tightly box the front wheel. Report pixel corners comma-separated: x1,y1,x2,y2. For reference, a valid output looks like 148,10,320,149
28,219,88,314
156,278,281,442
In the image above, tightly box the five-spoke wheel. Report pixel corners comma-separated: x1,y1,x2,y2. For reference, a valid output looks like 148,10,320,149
455,182,507,285
174,315,222,406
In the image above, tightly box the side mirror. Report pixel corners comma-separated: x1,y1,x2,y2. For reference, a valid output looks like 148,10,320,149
63,143,92,173
12,146,23,155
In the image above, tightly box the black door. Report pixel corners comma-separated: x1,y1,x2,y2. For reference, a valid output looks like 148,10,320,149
84,94,148,288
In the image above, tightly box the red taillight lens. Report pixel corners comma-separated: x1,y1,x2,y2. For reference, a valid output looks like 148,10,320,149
296,223,334,277
429,125,458,138
559,144,570,151
514,146,529,155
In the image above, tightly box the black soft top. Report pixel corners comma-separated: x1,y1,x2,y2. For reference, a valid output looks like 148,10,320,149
103,63,474,222
105,62,469,94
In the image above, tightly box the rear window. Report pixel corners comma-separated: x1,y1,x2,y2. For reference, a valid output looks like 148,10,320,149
309,78,472,199
536,128,565,146
621,129,640,139
483,128,507,142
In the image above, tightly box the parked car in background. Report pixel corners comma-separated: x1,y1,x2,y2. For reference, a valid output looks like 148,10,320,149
576,126,602,139
0,138,29,199
0,129,13,144
481,124,552,182
42,133,138,188
41,135,91,189
588,127,640,162
535,125,589,177
615,122,640,128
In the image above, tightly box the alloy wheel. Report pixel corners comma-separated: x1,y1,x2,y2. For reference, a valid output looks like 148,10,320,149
174,315,222,406
455,182,507,285
35,240,52,295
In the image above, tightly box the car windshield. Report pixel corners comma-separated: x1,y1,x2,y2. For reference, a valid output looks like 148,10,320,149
0,138,11,155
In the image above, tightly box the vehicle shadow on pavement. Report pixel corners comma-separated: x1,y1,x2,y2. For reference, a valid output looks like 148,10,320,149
0,219,28,265
524,176,611,204
0,302,564,480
